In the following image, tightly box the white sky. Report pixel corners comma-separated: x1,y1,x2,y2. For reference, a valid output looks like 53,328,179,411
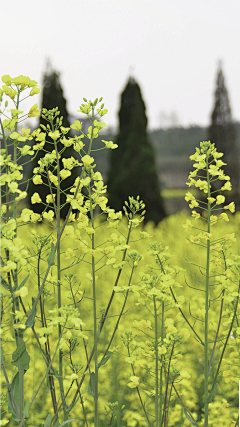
1,0,240,131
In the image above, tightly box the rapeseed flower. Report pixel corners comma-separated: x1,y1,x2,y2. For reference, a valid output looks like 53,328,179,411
31,192,42,204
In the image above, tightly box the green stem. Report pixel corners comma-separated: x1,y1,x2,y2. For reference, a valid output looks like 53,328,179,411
162,344,174,427
101,265,134,361
204,157,211,427
51,226,133,425
209,281,240,394
53,126,68,422
127,348,151,427
88,106,98,427
159,301,164,427
90,193,98,427
13,90,25,427
18,328,64,427
154,296,159,427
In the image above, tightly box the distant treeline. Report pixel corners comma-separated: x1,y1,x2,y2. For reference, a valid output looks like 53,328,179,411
1,121,240,191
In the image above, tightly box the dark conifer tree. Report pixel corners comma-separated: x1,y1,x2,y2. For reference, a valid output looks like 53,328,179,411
27,61,80,219
107,76,166,224
208,63,240,210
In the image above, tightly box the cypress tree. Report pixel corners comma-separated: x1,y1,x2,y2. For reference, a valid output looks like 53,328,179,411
27,61,80,219
107,76,166,224
208,62,240,209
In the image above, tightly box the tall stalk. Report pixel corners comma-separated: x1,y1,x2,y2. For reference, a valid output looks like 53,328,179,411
12,91,25,427
52,125,69,422
159,301,164,427
154,296,159,427
204,157,211,427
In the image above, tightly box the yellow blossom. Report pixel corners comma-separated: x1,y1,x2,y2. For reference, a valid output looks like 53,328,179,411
31,213,41,222
33,175,43,185
101,140,118,149
222,370,234,383
49,172,58,186
81,155,94,167
68,212,76,222
14,286,28,298
1,261,17,273
213,243,222,252
207,197,216,204
220,212,229,222
195,179,207,190
49,130,61,140
191,210,200,219
223,233,236,242
105,258,116,265
71,120,83,131
189,200,199,209
20,209,33,222
29,85,40,95
2,74,12,85
93,171,103,181
28,103,40,118
31,192,42,204
221,398,229,408
182,219,193,230
85,227,95,235
46,194,56,204
60,169,71,180
221,181,232,191
43,210,54,222
216,195,225,205
185,192,195,202
81,177,91,187
158,346,167,355
15,191,27,202
127,376,139,388
224,202,235,213
77,214,89,229
210,215,218,225
62,157,76,169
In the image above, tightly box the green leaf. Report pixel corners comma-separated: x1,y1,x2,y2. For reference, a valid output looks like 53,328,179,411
88,372,99,401
49,366,60,379
7,372,20,422
98,352,112,368
13,274,29,292
1,276,10,291
58,420,75,427
184,408,198,426
41,354,59,390
1,346,5,363
43,414,52,427
25,297,37,329
41,414,61,427
88,372,95,400
52,418,60,427
206,383,218,404
66,395,80,413
47,243,55,266
11,341,30,371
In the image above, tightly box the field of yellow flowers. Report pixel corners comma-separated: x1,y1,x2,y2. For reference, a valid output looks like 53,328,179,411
2,209,240,426
1,75,239,427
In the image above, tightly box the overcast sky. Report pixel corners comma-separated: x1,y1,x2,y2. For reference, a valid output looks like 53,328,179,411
1,0,240,131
